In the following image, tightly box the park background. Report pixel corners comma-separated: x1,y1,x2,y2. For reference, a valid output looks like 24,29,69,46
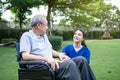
0,0,120,80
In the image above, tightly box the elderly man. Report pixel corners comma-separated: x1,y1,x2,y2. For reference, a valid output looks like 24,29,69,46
20,14,96,80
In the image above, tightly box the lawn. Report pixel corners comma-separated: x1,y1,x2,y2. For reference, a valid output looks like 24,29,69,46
0,39,120,80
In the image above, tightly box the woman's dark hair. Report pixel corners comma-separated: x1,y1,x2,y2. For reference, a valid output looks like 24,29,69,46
75,28,87,47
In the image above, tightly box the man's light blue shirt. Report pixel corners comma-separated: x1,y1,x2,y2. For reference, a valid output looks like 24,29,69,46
20,30,53,60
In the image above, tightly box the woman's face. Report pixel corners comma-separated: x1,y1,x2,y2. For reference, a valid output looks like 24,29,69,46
73,30,84,43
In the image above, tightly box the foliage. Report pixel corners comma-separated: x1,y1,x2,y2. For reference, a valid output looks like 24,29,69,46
80,0,120,39
1,0,120,36
0,28,120,43
0,0,3,21
16,0,99,35
0,28,28,42
85,1,120,30
0,21,8,28
111,31,120,39
87,31,103,39
52,0,99,29
53,0,120,34
3,0,45,37
52,30,74,40
0,0,8,21
48,36,63,51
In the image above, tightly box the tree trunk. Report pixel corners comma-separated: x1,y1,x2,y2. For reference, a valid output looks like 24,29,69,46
19,21,22,40
47,0,55,36
47,5,52,35
102,26,112,39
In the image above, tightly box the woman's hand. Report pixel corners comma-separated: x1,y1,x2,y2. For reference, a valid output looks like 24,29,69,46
59,53,71,61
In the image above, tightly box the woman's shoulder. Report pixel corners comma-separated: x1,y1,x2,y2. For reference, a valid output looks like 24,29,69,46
63,44,73,49
82,46,90,50
65,44,73,47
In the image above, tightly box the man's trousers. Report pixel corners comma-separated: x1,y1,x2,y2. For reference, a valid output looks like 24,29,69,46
55,56,96,80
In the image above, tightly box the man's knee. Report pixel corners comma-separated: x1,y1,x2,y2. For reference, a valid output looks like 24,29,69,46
64,60,76,65
76,56,86,61
72,56,87,64
62,60,77,68
56,60,81,80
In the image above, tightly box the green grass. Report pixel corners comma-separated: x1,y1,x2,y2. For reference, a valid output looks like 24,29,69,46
0,39,120,80
87,39,120,80
0,47,18,80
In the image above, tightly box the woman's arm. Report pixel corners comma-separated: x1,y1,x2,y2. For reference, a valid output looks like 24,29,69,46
52,49,70,61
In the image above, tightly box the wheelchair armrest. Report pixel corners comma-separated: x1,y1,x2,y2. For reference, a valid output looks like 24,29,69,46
19,60,49,65
19,60,54,74
0,41,17,47
0,44,4,47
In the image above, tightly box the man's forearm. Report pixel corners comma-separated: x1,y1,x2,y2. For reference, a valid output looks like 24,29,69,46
52,50,60,58
22,52,48,62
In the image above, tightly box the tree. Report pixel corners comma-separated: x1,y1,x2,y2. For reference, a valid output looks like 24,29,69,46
0,0,2,21
4,0,45,38
2,0,100,36
44,0,99,35
59,8,96,30
0,0,6,21
83,0,115,39
112,7,120,38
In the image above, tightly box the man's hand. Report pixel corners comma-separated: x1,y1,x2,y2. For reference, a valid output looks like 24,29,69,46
59,53,71,61
47,59,62,71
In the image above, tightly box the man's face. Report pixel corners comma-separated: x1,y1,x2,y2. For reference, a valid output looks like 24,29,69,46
37,19,48,35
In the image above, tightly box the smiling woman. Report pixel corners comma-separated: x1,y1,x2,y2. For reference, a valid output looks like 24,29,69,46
61,28,91,64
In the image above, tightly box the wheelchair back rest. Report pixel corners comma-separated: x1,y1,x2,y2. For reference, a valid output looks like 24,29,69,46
15,43,22,61
15,43,27,68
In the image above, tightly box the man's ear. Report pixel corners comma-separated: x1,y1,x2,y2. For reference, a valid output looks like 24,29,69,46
37,23,42,29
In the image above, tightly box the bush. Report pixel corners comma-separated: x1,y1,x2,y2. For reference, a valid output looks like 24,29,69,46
48,36,63,51
62,30,73,40
0,28,120,42
100,36,113,39
111,31,120,39
0,28,28,43
52,30,74,40
87,31,103,39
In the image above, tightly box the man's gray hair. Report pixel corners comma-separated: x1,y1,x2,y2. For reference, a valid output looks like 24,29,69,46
30,14,45,27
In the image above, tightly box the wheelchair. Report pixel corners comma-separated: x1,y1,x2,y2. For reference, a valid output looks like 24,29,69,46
0,41,54,80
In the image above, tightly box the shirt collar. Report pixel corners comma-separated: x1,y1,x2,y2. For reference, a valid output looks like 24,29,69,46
29,30,43,39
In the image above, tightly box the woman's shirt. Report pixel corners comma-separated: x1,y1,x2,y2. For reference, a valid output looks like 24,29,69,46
62,44,90,63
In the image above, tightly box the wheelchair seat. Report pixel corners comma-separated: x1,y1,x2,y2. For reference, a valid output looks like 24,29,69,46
15,42,55,80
